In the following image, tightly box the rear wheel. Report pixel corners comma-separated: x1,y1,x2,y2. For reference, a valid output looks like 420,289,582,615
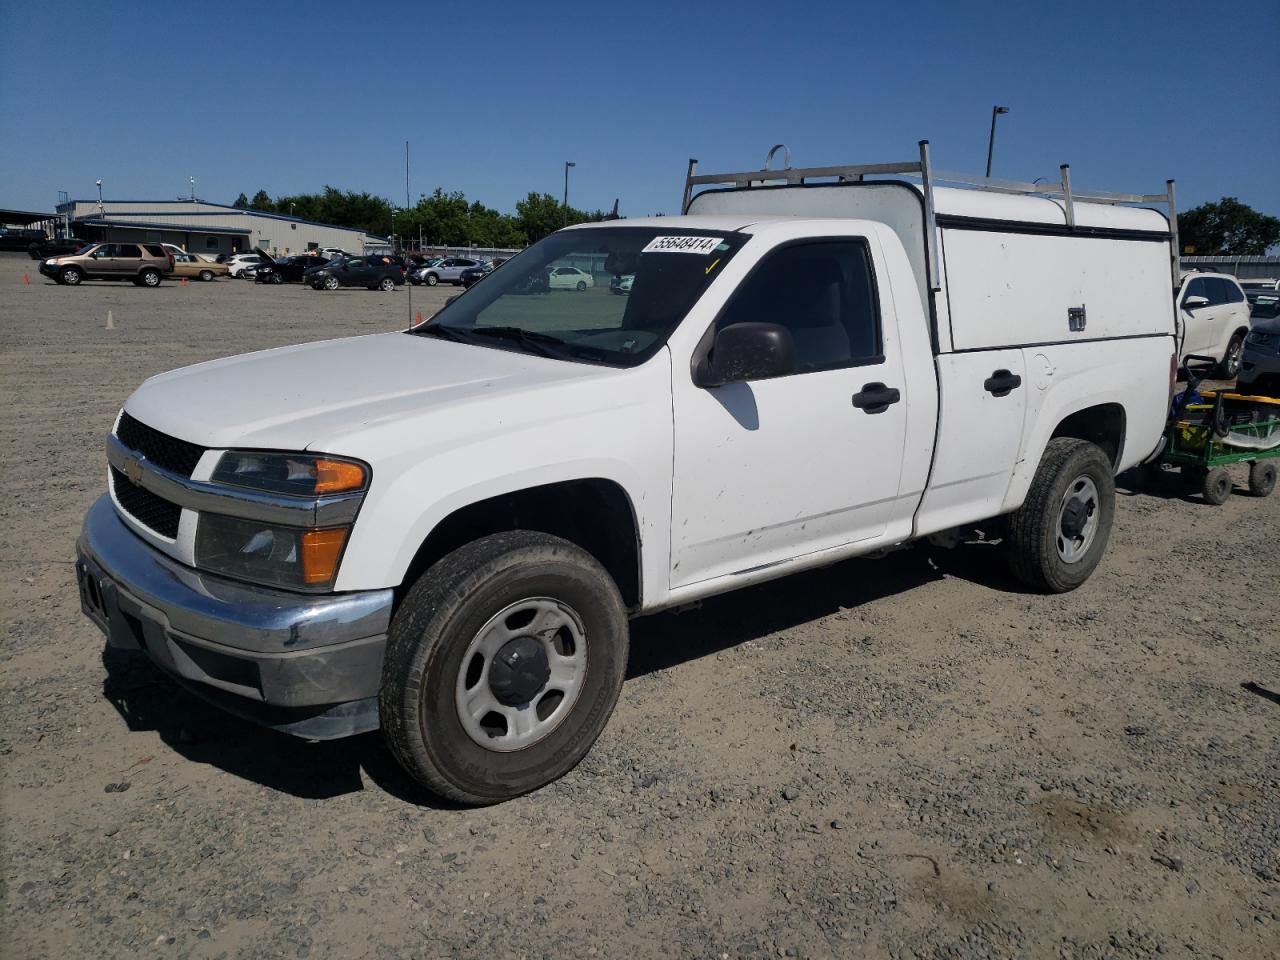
199,269,214,282
576,280,587,292
1201,466,1232,505
1217,331,1246,380
60,266,83,286
380,531,628,805
1006,438,1116,593
139,268,161,287
1247,461,1276,497
378,277,395,292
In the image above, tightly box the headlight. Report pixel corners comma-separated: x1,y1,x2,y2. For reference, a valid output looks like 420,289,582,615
1247,330,1274,346
196,451,369,591
195,514,348,591
210,451,367,496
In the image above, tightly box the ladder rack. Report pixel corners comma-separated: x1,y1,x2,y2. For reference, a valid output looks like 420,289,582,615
680,141,1180,292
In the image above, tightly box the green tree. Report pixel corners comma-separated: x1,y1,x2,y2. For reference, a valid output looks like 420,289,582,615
1179,197,1280,256
514,192,604,244
232,192,250,209
249,190,273,211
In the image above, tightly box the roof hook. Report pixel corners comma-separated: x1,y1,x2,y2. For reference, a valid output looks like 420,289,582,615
763,144,792,172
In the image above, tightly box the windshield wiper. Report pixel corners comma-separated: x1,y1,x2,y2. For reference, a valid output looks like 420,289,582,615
416,323,470,343
466,326,567,358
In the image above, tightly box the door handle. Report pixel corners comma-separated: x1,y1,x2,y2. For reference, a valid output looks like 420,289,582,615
983,369,1022,397
852,382,901,414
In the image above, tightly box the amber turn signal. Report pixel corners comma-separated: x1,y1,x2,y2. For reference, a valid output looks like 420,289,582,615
314,459,367,494
301,528,349,584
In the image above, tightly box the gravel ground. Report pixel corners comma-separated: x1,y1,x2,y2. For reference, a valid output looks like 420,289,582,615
1,252,1277,959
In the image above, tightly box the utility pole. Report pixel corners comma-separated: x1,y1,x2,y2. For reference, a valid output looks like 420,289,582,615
563,161,576,227
985,105,1009,178
189,176,196,202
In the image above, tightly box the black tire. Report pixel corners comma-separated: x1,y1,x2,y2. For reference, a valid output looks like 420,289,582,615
1247,461,1276,497
139,268,161,288
424,273,438,286
1006,437,1116,593
199,269,214,282
60,266,83,286
576,280,587,292
1217,331,1246,380
1201,466,1232,505
380,531,629,805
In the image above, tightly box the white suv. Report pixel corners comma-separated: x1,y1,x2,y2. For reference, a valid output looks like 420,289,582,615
226,253,267,278
1177,272,1251,378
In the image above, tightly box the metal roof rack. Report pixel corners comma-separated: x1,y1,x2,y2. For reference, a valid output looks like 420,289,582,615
681,141,1180,291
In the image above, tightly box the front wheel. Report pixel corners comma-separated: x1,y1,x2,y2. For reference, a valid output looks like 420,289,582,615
1218,331,1245,380
322,275,340,291
1006,438,1116,593
380,531,629,805
60,266,83,286
424,273,438,287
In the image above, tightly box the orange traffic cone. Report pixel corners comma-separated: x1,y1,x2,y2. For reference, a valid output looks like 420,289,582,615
180,277,189,287
22,273,30,285
415,311,423,324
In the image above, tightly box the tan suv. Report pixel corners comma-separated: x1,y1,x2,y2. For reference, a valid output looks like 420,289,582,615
38,242,174,287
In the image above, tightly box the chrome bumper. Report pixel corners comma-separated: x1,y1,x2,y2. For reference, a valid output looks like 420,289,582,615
76,495,393,739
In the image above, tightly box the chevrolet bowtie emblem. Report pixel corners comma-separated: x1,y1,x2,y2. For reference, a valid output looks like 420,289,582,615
123,455,145,485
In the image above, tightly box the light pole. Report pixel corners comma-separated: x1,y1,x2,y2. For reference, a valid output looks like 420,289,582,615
390,207,396,253
189,176,196,201
563,161,575,227
985,105,1009,178
96,179,103,220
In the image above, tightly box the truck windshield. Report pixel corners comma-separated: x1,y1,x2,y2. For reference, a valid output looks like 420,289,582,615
409,227,749,367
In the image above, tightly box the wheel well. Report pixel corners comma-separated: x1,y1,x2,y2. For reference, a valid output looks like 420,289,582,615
399,479,642,609
1050,404,1126,469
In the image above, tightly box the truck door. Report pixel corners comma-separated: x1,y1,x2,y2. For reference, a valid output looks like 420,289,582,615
669,238,909,589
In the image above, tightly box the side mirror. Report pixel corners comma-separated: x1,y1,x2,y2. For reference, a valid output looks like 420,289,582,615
1183,294,1209,309
698,322,797,386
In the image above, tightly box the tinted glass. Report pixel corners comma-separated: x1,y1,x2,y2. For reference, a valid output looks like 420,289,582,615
1184,278,1209,303
1222,279,1245,303
116,244,141,258
143,244,166,257
715,241,880,373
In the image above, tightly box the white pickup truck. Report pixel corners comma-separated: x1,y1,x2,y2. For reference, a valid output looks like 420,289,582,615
76,144,1179,804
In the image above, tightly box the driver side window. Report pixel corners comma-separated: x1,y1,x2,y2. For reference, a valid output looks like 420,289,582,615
714,240,882,374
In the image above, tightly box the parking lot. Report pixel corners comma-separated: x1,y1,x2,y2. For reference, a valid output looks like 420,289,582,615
1,251,1276,959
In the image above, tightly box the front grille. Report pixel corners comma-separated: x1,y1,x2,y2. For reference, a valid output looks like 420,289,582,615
116,411,206,478
111,466,181,539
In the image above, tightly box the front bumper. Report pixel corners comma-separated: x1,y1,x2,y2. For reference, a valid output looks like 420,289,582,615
76,495,393,739
1239,342,1280,391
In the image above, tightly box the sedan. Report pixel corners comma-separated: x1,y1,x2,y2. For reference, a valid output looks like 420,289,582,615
609,274,634,295
169,250,229,281
549,266,594,291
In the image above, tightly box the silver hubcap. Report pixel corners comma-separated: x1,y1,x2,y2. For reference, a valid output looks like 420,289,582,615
1056,475,1099,563
380,279,393,290
324,276,338,289
454,597,587,752
144,273,158,286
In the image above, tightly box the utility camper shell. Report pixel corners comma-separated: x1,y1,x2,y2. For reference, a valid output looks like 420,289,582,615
683,142,1180,355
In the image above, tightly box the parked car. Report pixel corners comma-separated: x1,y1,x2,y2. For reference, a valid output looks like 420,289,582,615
38,241,173,286
18,234,89,259
549,265,594,291
169,250,229,281
1177,272,1251,378
307,255,404,291
75,147,1177,804
256,255,329,284
459,266,488,288
609,274,634,295
226,253,270,278
1238,297,1280,394
415,257,481,286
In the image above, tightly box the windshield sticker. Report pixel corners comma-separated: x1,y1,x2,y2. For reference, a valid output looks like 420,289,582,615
641,236,724,255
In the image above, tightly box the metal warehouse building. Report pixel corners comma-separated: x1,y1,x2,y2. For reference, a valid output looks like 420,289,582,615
55,199,388,258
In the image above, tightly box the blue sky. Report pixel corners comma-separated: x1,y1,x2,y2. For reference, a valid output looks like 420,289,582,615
1,0,1277,221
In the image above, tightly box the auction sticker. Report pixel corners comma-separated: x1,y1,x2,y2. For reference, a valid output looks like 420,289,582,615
641,235,723,255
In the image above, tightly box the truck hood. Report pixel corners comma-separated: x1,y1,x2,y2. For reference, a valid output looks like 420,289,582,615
124,333,608,452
